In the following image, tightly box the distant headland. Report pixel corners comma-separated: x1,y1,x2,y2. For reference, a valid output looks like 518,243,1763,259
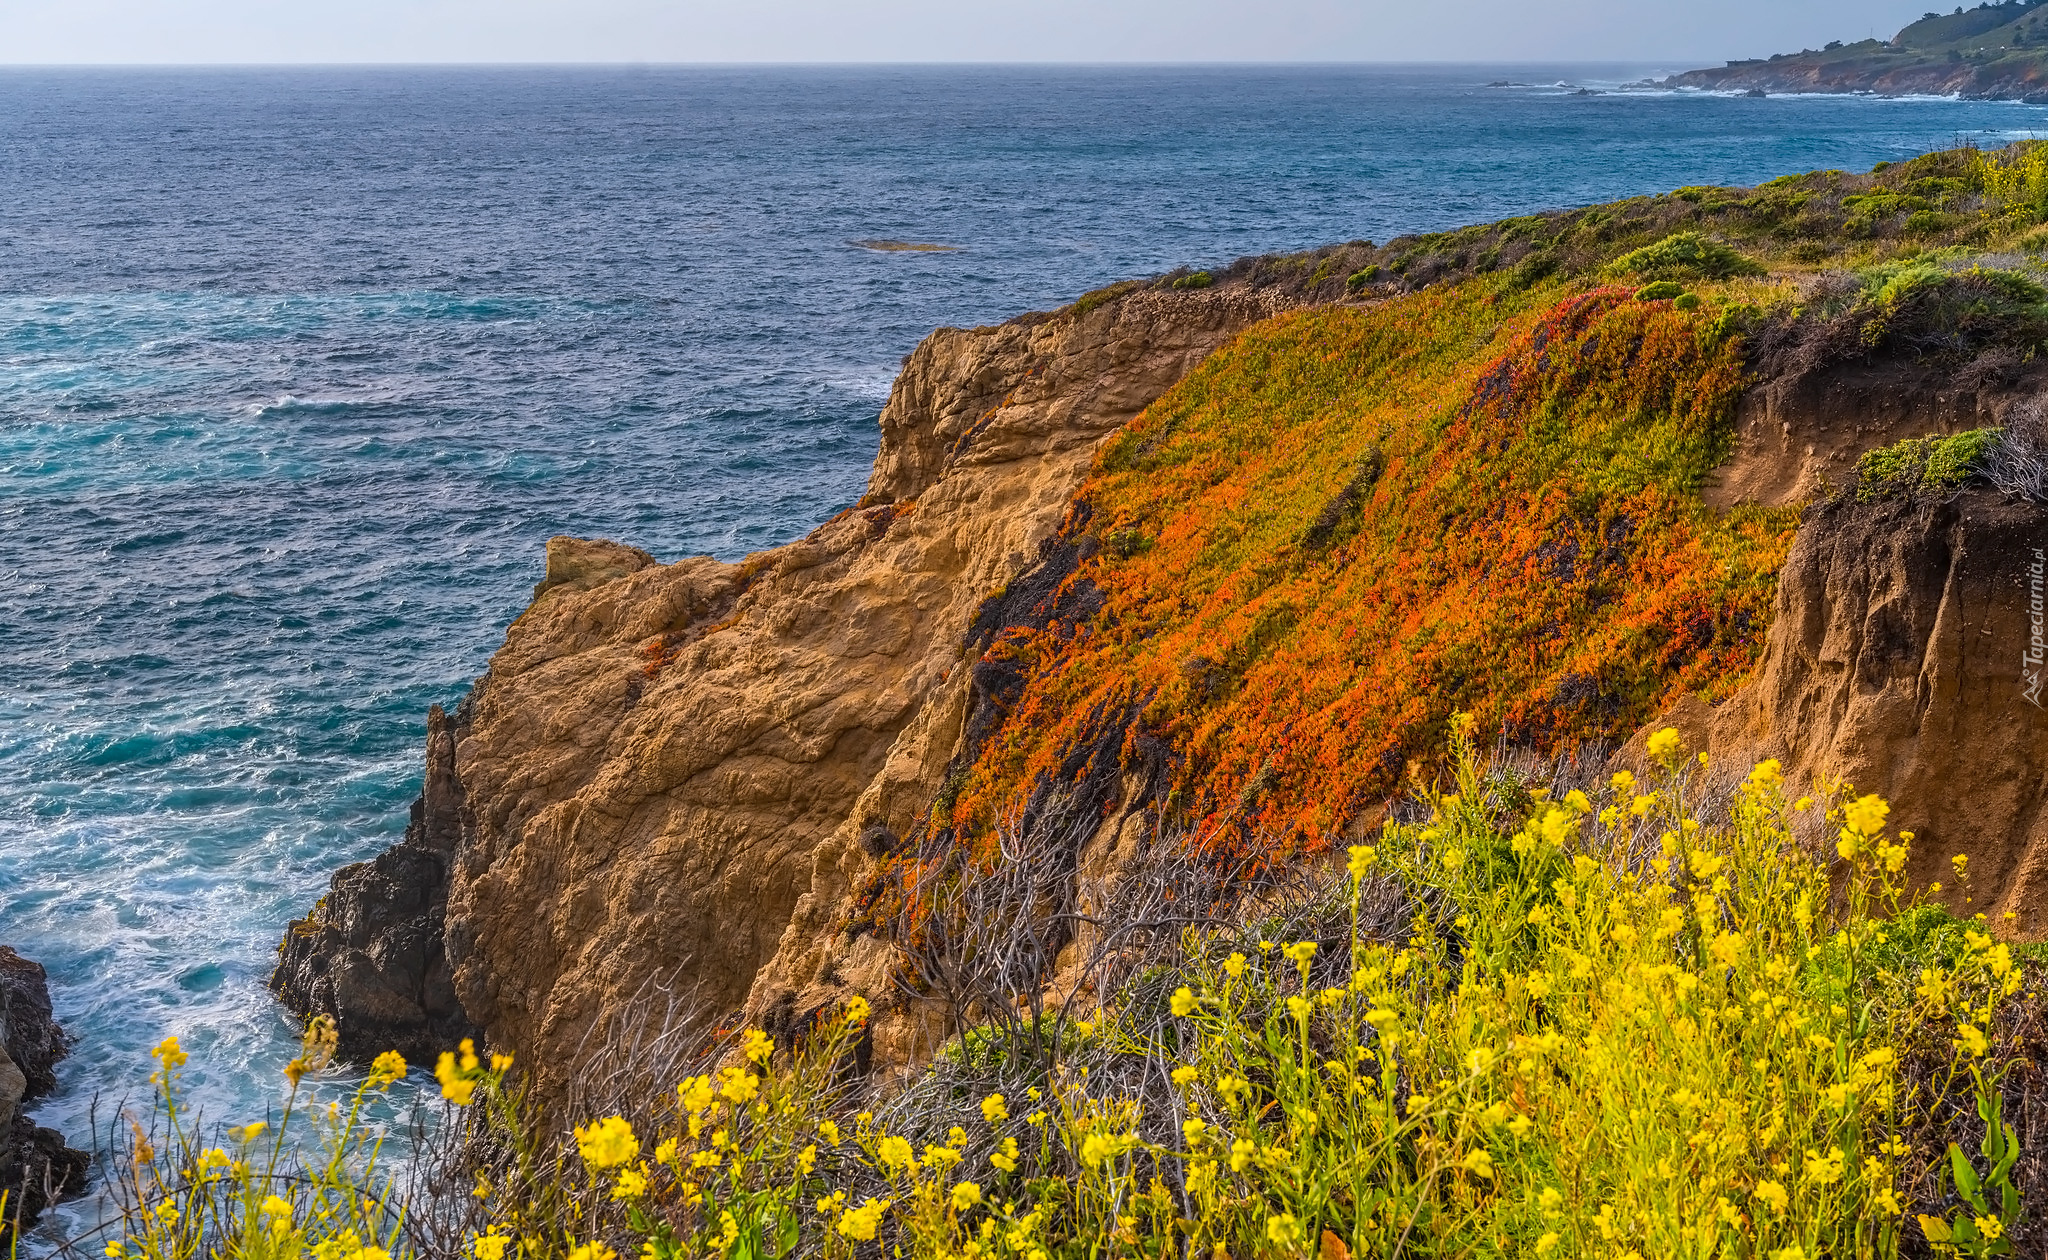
1665,0,2048,100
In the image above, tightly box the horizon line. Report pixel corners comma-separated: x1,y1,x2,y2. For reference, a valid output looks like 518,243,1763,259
0,58,1710,71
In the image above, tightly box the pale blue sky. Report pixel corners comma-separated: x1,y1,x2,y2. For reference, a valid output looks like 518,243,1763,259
0,0,1951,65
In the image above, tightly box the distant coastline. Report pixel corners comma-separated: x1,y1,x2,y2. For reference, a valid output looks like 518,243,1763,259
1665,0,2048,101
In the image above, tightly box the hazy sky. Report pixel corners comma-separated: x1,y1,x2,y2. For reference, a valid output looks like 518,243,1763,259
0,0,1951,65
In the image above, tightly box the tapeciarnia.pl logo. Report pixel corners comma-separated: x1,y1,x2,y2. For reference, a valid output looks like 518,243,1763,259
2027,547,2046,708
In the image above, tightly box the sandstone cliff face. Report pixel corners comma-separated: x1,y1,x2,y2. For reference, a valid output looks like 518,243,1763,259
275,284,1289,1098
1645,357,2048,929
1643,488,2048,930
0,947,89,1240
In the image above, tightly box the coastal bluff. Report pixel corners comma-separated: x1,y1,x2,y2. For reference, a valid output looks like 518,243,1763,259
276,189,2048,1105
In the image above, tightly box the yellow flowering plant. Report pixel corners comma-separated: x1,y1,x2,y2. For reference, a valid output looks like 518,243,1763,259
73,729,2044,1260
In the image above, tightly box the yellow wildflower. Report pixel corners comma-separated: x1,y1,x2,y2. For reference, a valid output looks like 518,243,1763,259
990,1137,1019,1172
678,1074,716,1114
1956,1023,1989,1057
365,1050,407,1086
1347,844,1377,880
950,1182,982,1212
1754,1180,1788,1212
611,1167,648,1200
1265,1215,1304,1246
1746,760,1783,793
878,1134,916,1171
1170,986,1199,1017
469,1237,509,1260
739,1028,774,1064
566,1243,616,1260
818,1118,840,1145
1646,727,1682,760
1222,952,1248,980
1803,1147,1844,1185
1708,932,1744,968
574,1116,640,1170
1460,1149,1494,1179
719,1067,759,1104
435,1050,477,1106
843,995,871,1025
1170,1064,1198,1087
837,1198,890,1242
1282,941,1317,965
1842,794,1889,837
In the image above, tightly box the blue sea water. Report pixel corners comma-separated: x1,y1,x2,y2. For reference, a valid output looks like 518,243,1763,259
1,63,2044,1197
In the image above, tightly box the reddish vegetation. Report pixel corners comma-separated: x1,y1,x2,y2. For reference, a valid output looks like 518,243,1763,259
923,283,1798,869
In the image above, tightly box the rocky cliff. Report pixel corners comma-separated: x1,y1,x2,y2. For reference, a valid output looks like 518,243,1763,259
0,947,88,1240
275,281,1291,1100
277,167,2048,1102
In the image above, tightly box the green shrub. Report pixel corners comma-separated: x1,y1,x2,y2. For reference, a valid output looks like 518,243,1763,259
1169,271,1214,291
1633,280,1684,301
1855,428,2002,500
1505,250,1558,290
1602,231,1765,282
1904,209,1954,236
1345,265,1380,290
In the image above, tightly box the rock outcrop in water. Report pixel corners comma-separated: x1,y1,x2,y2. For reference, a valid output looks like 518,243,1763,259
1,947,88,1240
272,704,480,1063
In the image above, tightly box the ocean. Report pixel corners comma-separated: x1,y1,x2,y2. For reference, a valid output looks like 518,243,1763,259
1,63,2041,1210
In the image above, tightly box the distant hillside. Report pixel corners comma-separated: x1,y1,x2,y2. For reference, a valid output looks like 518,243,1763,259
1665,0,2048,99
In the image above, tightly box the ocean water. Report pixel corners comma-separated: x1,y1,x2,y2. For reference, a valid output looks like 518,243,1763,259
2,64,2044,1204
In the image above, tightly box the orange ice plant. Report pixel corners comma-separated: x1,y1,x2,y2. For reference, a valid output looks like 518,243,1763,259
917,279,1796,881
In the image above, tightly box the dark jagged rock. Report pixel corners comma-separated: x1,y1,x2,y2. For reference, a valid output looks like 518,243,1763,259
0,949,66,1099
270,702,481,1064
0,947,88,1241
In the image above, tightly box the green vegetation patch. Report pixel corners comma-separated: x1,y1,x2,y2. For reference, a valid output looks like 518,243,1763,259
1602,231,1766,283
1855,428,2003,501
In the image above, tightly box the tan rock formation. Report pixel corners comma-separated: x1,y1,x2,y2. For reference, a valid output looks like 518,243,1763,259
1631,488,2048,932
1641,359,2048,935
276,283,1289,1102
